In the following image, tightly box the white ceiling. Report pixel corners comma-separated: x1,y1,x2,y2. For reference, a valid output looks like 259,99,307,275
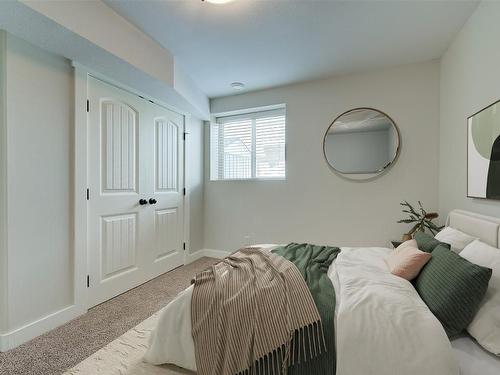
105,0,478,98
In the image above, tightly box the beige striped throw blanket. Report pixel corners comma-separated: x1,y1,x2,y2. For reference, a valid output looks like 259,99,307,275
191,247,325,375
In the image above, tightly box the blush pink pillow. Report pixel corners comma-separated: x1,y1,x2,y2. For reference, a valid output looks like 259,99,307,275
386,241,432,281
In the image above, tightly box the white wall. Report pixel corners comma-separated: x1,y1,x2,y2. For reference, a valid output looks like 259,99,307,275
207,61,441,251
0,32,207,349
0,1,209,119
2,33,73,332
439,1,500,217
0,30,7,335
186,116,205,253
174,64,210,120
22,0,174,87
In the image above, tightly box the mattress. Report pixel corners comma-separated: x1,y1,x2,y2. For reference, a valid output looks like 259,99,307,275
452,335,500,375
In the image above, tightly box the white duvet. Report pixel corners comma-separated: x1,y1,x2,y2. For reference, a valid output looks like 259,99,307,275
144,245,459,375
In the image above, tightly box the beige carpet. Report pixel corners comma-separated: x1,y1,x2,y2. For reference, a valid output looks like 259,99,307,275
63,312,192,375
0,257,216,375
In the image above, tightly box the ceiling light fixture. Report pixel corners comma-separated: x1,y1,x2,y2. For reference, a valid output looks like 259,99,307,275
231,82,245,90
202,0,235,4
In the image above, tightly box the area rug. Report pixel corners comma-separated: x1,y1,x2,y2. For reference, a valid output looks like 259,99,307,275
64,310,193,375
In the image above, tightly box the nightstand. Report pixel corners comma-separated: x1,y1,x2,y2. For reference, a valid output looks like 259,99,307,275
391,240,403,249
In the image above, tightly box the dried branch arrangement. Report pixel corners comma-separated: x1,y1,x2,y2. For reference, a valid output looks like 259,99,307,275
398,201,443,239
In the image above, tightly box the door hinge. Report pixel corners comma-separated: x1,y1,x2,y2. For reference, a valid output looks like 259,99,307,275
86,99,90,112
87,275,90,288
86,188,90,200
183,187,186,196
183,242,186,251
183,132,187,141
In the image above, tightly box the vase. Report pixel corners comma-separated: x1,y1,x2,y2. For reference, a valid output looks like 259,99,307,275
401,233,412,241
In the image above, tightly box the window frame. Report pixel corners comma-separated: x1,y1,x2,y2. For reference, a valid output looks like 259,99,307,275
210,104,287,182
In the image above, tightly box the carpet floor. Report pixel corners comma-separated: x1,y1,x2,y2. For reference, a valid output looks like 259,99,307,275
0,257,216,375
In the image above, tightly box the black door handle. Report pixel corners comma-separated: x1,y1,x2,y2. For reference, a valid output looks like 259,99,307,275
139,199,148,205
149,198,157,205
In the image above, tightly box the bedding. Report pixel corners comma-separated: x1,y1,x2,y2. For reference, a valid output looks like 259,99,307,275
414,245,492,338
272,243,340,374
395,238,417,249
452,335,500,375
385,240,431,280
414,231,450,252
191,245,338,375
460,240,500,355
144,245,459,375
435,226,477,253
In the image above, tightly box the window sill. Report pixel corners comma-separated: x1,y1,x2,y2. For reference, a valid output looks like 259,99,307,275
209,177,286,182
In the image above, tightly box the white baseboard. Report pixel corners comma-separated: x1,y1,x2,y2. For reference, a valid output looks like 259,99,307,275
0,250,227,352
186,248,230,263
0,304,86,352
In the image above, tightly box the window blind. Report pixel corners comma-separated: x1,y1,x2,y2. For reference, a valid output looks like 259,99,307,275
210,108,286,180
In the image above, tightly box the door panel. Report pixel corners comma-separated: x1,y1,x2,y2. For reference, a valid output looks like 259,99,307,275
88,76,184,307
147,105,184,276
101,100,137,193
154,208,178,261
101,213,137,279
156,119,178,191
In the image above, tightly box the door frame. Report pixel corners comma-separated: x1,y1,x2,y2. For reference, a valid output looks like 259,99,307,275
73,63,190,311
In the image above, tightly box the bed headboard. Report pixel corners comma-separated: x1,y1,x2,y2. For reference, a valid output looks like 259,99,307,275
446,209,500,248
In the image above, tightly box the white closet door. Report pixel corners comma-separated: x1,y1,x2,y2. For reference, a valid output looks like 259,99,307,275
144,95,185,279
87,77,184,307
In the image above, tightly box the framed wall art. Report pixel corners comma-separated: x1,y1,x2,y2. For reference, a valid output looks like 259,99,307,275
468,99,500,199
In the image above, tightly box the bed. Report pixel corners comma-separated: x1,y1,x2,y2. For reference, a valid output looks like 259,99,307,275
144,209,500,375
444,210,500,374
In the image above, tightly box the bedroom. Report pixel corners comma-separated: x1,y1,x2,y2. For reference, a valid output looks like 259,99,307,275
0,0,499,374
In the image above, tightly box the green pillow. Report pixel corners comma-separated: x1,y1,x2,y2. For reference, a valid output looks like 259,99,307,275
414,245,492,338
414,231,450,253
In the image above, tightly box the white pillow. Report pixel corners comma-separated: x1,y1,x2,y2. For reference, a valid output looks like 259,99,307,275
395,239,418,251
434,226,477,253
460,239,500,356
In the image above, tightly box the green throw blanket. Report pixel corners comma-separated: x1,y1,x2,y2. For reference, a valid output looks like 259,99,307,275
272,243,340,375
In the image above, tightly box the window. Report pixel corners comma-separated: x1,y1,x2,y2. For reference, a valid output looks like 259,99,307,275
210,108,286,180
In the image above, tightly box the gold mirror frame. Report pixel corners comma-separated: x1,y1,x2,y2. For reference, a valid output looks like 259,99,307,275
323,107,401,181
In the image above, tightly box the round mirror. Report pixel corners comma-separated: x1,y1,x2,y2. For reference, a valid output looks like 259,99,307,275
323,108,400,180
